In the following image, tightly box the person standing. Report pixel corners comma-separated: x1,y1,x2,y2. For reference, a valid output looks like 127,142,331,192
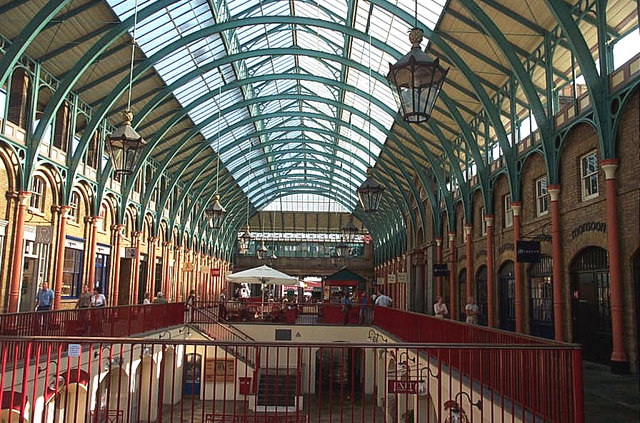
465,296,479,325
341,291,352,325
76,285,92,309
143,292,151,305
374,290,393,307
91,287,106,307
358,290,369,324
434,296,449,318
35,282,54,311
154,292,167,304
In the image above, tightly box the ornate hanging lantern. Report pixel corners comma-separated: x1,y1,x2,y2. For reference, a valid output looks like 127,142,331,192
106,110,146,176
205,193,226,229
386,27,448,123
357,167,385,212
341,217,359,243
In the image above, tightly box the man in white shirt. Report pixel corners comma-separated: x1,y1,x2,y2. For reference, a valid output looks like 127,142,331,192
374,291,393,307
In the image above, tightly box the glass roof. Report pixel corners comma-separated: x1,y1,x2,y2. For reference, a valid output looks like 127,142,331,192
106,0,447,211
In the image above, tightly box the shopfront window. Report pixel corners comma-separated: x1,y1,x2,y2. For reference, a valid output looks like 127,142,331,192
62,247,84,298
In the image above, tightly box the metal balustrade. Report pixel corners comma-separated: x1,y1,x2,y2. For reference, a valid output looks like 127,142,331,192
0,302,583,422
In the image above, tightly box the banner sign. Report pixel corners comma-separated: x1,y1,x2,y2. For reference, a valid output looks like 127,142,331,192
388,380,419,394
433,264,450,277
516,240,541,263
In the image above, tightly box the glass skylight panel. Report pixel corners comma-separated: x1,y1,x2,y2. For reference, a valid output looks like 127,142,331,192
225,0,259,18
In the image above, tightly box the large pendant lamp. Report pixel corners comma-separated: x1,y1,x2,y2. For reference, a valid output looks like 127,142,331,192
357,32,384,212
205,87,226,229
106,1,146,176
386,0,448,123
342,217,359,244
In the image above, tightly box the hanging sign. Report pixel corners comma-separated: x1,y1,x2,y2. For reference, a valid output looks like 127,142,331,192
124,247,137,259
388,380,419,394
35,225,54,245
211,268,221,277
387,274,396,284
516,240,541,263
433,264,450,277
396,272,408,284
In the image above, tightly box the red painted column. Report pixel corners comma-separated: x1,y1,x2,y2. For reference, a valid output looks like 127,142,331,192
52,205,70,310
111,225,124,306
601,160,628,372
512,202,523,333
147,237,157,296
548,186,564,341
131,231,142,304
86,216,100,289
448,232,456,320
175,247,183,302
8,192,29,312
163,242,171,301
465,224,473,299
485,215,495,327
435,238,443,297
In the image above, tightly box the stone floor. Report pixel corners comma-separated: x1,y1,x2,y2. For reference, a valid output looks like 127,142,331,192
583,360,640,422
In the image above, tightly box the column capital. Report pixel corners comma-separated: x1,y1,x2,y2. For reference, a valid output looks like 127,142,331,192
548,185,561,201
484,214,494,227
448,232,455,243
600,159,619,180
5,190,18,201
163,241,172,247
511,202,522,216
464,224,472,236
435,237,442,247
18,191,30,206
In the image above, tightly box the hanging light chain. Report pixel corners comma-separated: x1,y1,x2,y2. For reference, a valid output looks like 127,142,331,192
126,0,139,111
216,85,221,193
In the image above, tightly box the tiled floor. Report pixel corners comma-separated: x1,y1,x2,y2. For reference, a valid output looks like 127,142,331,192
583,361,640,422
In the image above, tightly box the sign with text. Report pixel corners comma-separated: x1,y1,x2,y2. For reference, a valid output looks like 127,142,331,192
516,240,541,263
67,344,82,358
433,264,450,277
387,274,396,284
396,272,408,284
204,359,235,382
210,268,221,277
388,380,419,394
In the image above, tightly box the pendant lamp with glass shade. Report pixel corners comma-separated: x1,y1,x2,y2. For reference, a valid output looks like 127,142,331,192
106,0,146,176
342,217,359,244
357,33,385,212
386,0,448,123
239,141,254,254
205,87,226,229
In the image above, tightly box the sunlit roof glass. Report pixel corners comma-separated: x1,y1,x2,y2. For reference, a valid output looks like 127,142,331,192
105,0,447,211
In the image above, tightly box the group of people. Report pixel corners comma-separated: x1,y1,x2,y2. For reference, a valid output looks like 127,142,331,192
33,282,107,311
434,295,480,324
143,291,168,304
340,288,394,325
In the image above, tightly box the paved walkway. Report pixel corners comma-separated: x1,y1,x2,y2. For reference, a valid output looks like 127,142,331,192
583,361,639,422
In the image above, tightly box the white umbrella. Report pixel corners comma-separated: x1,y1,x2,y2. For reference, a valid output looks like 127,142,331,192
226,265,297,318
226,264,297,285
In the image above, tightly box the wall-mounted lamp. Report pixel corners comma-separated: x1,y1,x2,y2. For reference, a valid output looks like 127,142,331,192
418,366,439,396
444,391,482,423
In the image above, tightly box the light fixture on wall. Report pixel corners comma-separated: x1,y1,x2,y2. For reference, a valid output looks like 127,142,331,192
106,0,146,176
206,92,226,229
443,391,482,423
357,32,384,212
386,0,448,123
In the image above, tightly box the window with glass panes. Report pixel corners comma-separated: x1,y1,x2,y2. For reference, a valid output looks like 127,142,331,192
481,207,487,235
30,176,45,211
536,177,549,216
69,191,80,223
504,194,513,228
581,151,599,200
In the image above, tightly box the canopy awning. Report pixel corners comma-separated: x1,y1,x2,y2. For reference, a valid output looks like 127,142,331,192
324,267,365,287
226,265,297,285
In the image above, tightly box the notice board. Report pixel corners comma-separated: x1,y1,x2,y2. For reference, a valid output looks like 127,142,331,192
204,358,235,382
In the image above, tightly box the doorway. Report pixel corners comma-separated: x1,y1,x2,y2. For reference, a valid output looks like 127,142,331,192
184,353,202,396
570,247,612,363
529,256,554,339
499,261,515,331
19,257,38,312
475,266,487,326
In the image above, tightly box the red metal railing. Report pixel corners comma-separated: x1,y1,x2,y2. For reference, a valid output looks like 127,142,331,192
373,306,583,421
0,337,582,422
0,303,185,338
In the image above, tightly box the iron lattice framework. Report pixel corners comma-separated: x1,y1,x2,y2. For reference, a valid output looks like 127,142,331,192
0,0,637,260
